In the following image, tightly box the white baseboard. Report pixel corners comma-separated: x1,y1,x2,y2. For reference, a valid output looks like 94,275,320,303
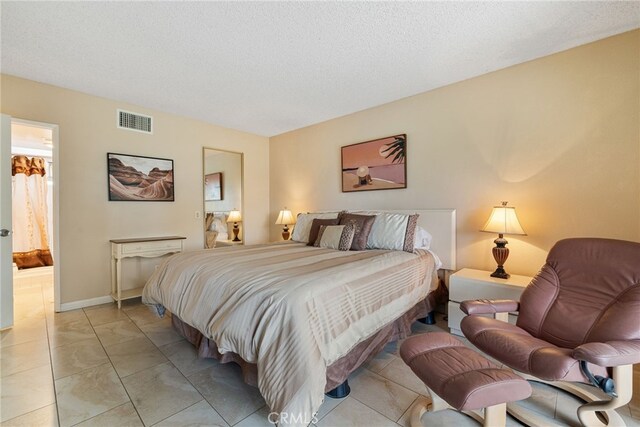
59,295,114,312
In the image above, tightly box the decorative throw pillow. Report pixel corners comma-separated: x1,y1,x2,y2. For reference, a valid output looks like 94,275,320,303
313,224,355,251
338,213,376,251
307,218,341,246
366,212,420,252
291,212,342,243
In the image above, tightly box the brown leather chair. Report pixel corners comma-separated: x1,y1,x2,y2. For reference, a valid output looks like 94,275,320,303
461,238,640,427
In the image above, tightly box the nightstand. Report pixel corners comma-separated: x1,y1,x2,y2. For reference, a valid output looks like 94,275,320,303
448,268,532,336
215,240,243,247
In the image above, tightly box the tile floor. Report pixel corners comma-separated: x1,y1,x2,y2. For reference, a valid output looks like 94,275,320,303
1,270,639,426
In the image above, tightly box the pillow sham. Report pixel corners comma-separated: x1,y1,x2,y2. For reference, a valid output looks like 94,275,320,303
414,226,433,250
291,212,342,243
338,213,376,251
366,212,420,252
307,218,341,246
313,224,355,251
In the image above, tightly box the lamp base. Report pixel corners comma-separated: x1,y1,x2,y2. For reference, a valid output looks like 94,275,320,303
490,267,510,279
491,234,510,279
232,223,241,242
281,225,290,241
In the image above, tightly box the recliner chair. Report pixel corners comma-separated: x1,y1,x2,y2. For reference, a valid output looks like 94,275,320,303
460,238,640,426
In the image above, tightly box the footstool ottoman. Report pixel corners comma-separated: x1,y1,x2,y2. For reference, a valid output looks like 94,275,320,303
400,332,531,427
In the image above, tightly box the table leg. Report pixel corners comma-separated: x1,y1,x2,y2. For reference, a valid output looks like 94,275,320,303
115,258,122,309
110,256,116,297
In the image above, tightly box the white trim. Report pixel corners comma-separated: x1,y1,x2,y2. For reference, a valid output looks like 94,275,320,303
52,125,61,312
59,295,114,311
1,114,14,329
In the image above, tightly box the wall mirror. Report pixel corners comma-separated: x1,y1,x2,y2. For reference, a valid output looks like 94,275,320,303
203,147,243,248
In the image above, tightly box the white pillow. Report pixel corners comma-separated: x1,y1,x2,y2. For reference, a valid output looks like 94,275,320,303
414,226,433,250
366,212,419,252
291,212,341,243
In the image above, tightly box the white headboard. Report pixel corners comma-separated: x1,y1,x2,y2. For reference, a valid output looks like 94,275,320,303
376,209,457,270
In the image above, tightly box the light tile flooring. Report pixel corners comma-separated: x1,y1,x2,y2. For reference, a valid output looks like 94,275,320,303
2,271,639,426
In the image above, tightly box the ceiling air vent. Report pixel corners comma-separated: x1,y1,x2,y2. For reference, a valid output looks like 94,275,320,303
117,109,153,134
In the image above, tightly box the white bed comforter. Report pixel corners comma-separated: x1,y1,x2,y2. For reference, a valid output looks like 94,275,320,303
142,242,436,425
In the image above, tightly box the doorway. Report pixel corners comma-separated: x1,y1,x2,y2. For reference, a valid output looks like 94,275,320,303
10,119,60,322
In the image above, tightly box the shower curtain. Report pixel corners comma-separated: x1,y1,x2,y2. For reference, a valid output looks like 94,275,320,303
12,155,53,269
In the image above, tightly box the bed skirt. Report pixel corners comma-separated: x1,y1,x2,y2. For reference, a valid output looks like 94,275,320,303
171,292,435,393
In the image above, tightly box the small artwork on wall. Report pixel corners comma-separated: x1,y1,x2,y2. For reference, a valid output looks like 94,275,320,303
107,153,174,201
204,172,223,201
341,134,407,192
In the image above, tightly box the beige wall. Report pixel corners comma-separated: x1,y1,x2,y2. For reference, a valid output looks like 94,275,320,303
269,30,640,276
1,75,269,304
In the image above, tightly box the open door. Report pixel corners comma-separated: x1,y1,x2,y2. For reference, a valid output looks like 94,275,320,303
1,114,14,329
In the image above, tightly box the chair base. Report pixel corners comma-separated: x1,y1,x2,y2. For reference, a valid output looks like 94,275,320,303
408,391,508,427
507,365,633,427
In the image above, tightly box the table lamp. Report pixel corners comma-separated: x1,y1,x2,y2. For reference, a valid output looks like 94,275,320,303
275,208,296,240
480,201,526,279
227,209,242,242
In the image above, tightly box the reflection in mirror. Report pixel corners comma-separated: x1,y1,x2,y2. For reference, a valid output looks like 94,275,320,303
203,148,243,248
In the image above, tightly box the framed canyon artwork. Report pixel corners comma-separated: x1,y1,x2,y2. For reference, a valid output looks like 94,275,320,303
204,172,223,201
107,153,174,201
341,134,407,192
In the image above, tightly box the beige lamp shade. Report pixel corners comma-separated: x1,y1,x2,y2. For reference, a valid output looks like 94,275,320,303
481,202,526,235
275,209,296,225
227,210,242,223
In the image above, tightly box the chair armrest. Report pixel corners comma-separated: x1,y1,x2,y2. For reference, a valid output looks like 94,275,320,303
573,340,640,367
460,299,519,315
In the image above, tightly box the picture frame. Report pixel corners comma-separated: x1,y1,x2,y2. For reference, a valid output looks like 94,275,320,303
341,134,407,192
107,153,174,201
204,172,223,201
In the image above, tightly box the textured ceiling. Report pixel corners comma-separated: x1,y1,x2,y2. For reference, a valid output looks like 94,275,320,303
1,2,638,137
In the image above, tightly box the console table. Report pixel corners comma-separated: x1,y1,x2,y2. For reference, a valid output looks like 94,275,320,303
110,236,186,308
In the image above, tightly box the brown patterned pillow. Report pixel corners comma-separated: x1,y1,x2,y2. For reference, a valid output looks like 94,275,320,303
403,214,419,252
307,218,340,246
338,213,376,251
313,224,355,251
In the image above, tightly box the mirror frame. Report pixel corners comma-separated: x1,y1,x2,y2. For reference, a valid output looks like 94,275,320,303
202,147,245,248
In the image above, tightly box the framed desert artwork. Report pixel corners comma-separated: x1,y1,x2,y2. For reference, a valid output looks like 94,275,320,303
204,172,223,201
107,153,174,201
341,134,407,192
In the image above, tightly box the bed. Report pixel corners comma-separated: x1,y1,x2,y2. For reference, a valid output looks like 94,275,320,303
142,209,456,425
